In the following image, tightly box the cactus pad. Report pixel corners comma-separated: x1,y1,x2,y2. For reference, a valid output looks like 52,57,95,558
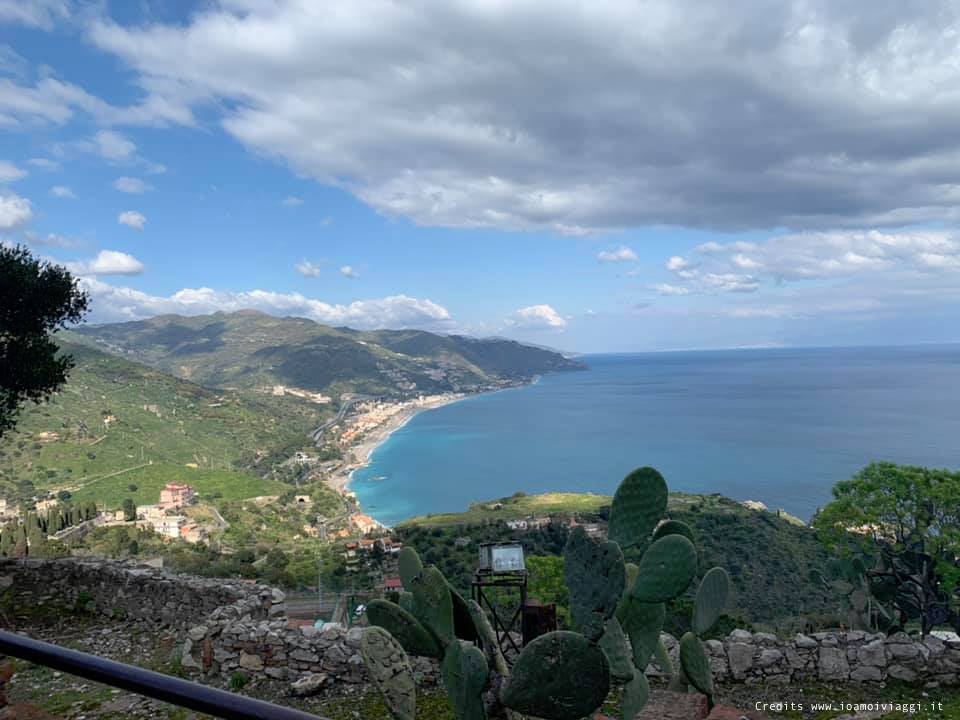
654,636,674,676
360,627,417,720
693,567,730,636
398,591,415,614
441,639,489,720
652,519,695,544
599,616,634,682
412,566,454,645
621,668,650,720
564,526,626,641
679,631,713,699
446,581,478,642
608,467,668,549
501,631,610,720
623,562,639,602
398,547,423,591
366,599,443,659
619,596,665,670
632,534,697,602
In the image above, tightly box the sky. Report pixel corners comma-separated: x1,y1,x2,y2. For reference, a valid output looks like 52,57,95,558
1,1,960,353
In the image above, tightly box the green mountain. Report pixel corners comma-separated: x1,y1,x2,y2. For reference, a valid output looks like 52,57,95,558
69,311,585,397
0,340,327,507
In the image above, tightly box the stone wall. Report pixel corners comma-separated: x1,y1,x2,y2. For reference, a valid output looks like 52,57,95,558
179,609,438,691
0,558,278,630
661,628,960,688
3,559,959,691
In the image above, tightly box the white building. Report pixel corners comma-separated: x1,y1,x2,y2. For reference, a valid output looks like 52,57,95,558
154,515,187,539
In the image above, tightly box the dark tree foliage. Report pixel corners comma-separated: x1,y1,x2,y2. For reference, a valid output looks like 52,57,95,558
0,244,89,437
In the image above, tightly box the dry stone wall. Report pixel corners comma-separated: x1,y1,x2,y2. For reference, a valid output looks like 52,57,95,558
3,559,959,691
654,628,960,688
0,557,276,630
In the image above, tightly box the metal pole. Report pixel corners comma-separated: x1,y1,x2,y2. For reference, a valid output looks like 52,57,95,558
0,630,326,720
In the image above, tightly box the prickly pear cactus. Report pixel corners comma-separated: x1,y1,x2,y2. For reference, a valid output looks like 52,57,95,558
618,596,665,670
693,567,730,635
598,616,634,682
398,546,424,591
679,631,713,701
360,627,417,720
608,467,668,549
632,534,698,602
441,639,489,720
366,599,443,658
501,631,610,720
412,566,455,645
652,518,695,544
621,668,650,720
563,526,626,641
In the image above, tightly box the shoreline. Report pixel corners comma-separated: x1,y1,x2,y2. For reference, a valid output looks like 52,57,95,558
324,393,469,495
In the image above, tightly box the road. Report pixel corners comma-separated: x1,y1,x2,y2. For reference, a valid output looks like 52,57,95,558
310,394,375,445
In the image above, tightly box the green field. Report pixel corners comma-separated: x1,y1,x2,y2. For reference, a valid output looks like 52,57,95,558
399,491,612,526
69,463,288,507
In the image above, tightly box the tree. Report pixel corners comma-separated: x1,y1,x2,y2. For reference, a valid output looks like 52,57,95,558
122,498,136,521
813,462,960,557
0,244,90,437
814,462,960,632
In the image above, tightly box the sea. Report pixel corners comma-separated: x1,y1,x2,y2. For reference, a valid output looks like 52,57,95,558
351,345,960,527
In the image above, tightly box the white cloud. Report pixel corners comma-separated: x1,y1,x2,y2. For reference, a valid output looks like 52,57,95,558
0,75,193,129
85,1,960,233
652,283,690,296
27,157,59,170
50,185,75,198
0,160,26,182
0,0,68,30
113,176,151,193
340,265,359,279
597,246,638,263
80,278,453,330
0,192,32,230
117,210,146,230
296,260,324,278
665,230,960,296
281,195,303,207
95,130,136,161
505,304,567,330
68,250,145,276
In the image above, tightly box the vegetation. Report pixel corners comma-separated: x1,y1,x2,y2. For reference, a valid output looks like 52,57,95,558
0,244,89,437
361,467,730,720
0,340,325,505
399,492,834,632
68,310,584,396
814,462,960,636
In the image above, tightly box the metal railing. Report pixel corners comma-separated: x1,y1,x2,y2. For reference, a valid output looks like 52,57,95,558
0,629,328,720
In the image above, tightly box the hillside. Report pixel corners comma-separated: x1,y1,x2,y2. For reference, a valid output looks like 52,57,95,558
0,340,326,506
69,311,585,397
398,491,835,630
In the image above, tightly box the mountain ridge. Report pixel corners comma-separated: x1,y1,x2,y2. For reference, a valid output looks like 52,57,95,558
68,311,585,398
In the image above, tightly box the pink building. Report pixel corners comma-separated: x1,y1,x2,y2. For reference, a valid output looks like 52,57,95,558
158,483,195,510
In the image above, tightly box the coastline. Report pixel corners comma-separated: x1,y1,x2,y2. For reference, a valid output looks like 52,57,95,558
325,393,468,494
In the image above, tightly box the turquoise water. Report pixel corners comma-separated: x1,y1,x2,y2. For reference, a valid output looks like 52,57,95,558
351,345,960,526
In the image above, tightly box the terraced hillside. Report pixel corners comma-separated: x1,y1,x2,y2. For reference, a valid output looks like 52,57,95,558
0,341,325,506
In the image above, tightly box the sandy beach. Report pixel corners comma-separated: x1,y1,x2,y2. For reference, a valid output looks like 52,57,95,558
325,394,466,493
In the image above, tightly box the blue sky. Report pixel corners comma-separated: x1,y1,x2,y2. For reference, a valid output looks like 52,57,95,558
2,1,960,352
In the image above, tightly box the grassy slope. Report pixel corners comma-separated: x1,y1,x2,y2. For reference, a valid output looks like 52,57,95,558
399,491,835,627
0,340,327,507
